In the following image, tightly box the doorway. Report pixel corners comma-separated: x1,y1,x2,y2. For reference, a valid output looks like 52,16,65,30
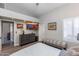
1,21,14,50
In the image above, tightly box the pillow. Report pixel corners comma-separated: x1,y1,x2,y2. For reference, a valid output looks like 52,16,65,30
49,39,54,45
52,40,67,49
45,39,50,44
42,39,49,44
48,39,54,46
54,40,67,49
61,41,67,48
42,39,47,43
55,40,61,46
52,40,62,49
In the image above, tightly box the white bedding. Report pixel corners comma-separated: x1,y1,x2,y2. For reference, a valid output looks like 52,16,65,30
10,43,61,56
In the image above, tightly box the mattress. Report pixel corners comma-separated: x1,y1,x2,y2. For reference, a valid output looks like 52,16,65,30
10,43,61,56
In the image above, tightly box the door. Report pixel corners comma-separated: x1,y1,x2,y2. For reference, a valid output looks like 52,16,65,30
1,21,14,45
2,22,10,44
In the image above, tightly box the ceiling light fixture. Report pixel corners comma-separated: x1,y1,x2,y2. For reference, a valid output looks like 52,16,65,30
36,3,39,6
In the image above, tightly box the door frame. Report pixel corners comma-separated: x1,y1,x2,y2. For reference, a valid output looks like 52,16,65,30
1,21,14,47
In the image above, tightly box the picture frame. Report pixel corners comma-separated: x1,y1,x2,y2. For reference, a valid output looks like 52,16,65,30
17,24,23,29
48,22,57,30
26,22,39,30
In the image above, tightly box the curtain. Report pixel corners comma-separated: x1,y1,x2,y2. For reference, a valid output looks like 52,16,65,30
63,18,79,42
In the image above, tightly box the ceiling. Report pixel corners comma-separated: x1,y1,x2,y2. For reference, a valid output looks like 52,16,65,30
4,3,65,18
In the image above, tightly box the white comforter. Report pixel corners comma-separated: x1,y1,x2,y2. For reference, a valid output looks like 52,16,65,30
10,43,61,56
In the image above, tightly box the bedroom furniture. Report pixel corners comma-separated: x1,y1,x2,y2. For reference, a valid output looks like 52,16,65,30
10,43,61,56
19,33,37,46
42,39,67,49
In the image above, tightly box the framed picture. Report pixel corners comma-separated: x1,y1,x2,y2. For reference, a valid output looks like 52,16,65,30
26,22,39,30
17,24,23,29
48,22,57,30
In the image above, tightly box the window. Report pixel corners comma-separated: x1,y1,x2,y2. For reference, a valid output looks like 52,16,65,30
63,17,79,42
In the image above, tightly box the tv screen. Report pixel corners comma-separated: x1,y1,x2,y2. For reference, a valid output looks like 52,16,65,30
26,23,39,30
27,24,32,29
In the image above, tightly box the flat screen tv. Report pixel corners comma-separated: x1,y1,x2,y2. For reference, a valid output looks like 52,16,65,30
26,23,38,30
27,24,32,29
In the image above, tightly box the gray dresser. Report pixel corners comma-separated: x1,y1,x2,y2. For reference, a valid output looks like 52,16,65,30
19,33,36,46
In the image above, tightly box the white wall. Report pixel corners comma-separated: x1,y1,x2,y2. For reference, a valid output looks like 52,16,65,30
39,4,79,48
14,21,24,46
39,18,63,41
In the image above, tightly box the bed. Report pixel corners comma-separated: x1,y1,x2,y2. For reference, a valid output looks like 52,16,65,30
10,42,63,56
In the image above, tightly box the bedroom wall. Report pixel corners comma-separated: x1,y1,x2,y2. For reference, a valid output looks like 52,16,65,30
0,8,39,50
39,4,79,48
39,18,63,41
